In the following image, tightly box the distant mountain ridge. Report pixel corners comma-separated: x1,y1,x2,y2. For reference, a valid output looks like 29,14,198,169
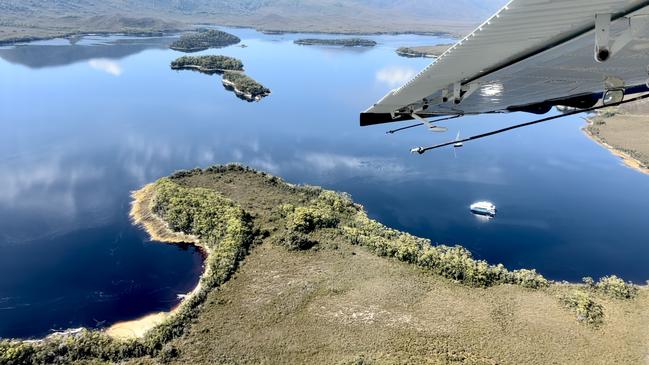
0,0,509,42
2,0,506,21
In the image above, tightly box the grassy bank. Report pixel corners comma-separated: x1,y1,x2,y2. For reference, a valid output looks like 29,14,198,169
396,44,452,58
2,165,647,364
585,102,649,175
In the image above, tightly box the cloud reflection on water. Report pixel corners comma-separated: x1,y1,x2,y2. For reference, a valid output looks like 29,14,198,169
88,59,123,76
375,66,417,88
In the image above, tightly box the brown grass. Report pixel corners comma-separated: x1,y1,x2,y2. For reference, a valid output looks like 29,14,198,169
121,168,649,365
585,101,649,175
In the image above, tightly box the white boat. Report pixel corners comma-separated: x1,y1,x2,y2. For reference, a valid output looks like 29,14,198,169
453,131,463,148
470,201,496,217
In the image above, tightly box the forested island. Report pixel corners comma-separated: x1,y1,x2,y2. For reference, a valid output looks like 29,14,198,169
294,38,377,47
170,55,243,74
170,55,269,101
2,165,647,365
169,29,240,52
396,44,452,58
222,71,271,101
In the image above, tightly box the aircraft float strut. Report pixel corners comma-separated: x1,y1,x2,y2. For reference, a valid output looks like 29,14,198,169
409,92,649,155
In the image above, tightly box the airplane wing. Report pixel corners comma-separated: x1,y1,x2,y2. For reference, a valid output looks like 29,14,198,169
361,0,649,126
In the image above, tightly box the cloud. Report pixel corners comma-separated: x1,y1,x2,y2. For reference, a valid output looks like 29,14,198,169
88,59,123,76
300,152,407,179
376,66,417,88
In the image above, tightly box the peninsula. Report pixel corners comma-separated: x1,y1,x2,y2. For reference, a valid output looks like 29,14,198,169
222,71,271,101
294,38,377,47
2,165,647,365
396,44,452,58
169,29,240,52
170,55,244,74
585,100,649,174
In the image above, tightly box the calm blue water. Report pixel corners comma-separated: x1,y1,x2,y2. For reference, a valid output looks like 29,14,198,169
1,28,648,339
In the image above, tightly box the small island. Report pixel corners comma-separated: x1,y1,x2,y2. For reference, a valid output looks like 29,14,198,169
396,44,452,58
222,71,271,102
170,55,270,102
170,55,244,74
294,38,377,47
170,29,240,52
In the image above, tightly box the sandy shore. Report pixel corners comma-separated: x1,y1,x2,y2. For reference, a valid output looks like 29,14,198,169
583,124,649,175
584,103,649,176
105,184,206,340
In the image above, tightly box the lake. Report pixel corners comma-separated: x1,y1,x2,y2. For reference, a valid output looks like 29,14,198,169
1,28,648,339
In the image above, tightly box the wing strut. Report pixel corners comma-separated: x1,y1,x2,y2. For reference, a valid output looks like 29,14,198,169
410,93,649,155
386,115,463,134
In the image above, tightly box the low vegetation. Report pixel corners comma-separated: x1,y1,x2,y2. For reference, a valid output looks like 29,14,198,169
294,38,377,47
345,213,548,289
585,101,649,173
583,275,638,299
170,55,243,73
561,290,605,326
169,29,240,52
0,176,255,365
222,71,271,100
395,44,452,58
2,165,647,364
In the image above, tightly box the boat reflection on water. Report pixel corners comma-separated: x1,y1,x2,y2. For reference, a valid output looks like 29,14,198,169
470,201,497,220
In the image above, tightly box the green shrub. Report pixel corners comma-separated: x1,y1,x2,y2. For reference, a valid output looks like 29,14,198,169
286,206,339,234
561,290,604,326
2,178,255,364
343,212,548,289
595,275,637,299
222,71,270,96
171,55,244,71
582,276,595,288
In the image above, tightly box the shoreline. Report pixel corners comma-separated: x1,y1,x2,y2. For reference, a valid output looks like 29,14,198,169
0,24,457,47
105,184,207,340
0,30,182,47
4,165,648,364
171,64,243,74
582,118,649,176
222,78,270,101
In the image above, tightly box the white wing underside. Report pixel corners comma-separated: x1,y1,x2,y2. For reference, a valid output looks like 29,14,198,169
362,0,649,124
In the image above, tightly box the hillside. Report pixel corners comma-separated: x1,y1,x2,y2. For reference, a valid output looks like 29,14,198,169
0,0,508,42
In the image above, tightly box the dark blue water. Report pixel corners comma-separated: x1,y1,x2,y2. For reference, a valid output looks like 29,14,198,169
1,28,648,339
